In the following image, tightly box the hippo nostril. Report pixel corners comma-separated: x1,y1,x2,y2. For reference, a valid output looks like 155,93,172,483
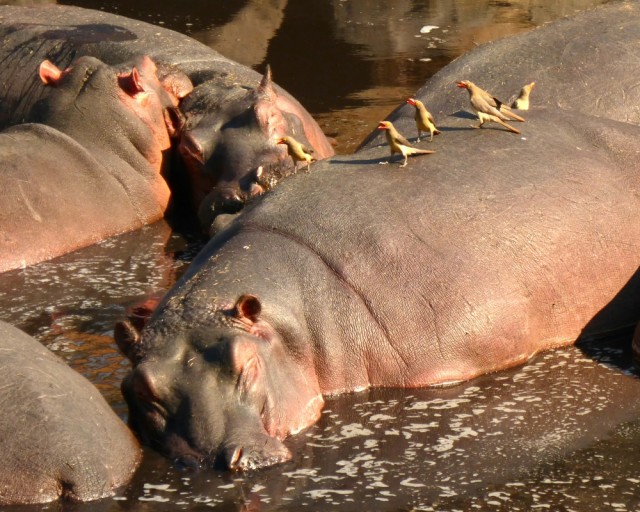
220,194,244,214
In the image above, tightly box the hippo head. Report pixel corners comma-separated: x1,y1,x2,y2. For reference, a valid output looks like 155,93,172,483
115,294,323,471
177,68,316,232
36,55,192,176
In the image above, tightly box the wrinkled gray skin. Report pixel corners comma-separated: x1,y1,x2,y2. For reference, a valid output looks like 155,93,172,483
117,102,640,470
0,321,141,504
0,5,334,231
0,54,184,273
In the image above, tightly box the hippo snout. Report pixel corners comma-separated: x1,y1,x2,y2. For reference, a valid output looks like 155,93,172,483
223,435,292,471
197,187,246,233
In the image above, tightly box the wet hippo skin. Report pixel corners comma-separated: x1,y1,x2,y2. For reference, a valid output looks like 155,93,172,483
0,320,141,504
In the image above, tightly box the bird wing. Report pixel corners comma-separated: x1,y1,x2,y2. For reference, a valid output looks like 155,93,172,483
492,96,505,110
393,131,413,147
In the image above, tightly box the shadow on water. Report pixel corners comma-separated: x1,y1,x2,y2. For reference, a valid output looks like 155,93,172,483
575,266,640,372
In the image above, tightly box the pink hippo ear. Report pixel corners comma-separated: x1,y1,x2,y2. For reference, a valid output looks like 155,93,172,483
159,67,194,101
38,60,64,86
164,106,186,139
256,65,276,100
118,66,145,96
113,296,159,365
233,294,262,324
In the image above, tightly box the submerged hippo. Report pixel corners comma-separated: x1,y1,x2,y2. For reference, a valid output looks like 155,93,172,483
116,101,640,470
0,321,140,504
0,5,334,230
0,54,186,273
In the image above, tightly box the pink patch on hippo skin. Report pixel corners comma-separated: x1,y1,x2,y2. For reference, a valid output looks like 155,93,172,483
253,66,290,143
254,93,289,144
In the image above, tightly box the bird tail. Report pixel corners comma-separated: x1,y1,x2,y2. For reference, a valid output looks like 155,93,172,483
434,129,441,136
495,118,521,134
501,108,525,122
406,147,436,156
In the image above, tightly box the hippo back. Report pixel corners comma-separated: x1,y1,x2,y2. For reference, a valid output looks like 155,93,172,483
0,321,140,504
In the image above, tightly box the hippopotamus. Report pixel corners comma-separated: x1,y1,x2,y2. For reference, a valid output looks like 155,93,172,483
0,54,187,273
0,5,334,230
0,321,140,504
115,98,640,470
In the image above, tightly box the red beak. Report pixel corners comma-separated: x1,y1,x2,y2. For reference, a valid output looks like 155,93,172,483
456,81,468,89
406,98,416,106
377,122,387,130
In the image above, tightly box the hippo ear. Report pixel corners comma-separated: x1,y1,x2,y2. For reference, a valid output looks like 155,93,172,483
114,320,145,365
38,60,64,86
118,66,145,96
164,106,186,139
256,65,276,100
157,64,194,100
233,294,262,324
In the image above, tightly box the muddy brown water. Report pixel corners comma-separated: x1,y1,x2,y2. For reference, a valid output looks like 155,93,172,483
4,1,640,511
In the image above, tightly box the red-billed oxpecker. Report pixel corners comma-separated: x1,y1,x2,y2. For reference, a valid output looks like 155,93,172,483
277,135,315,172
456,80,524,134
377,121,435,167
511,81,536,110
406,98,440,142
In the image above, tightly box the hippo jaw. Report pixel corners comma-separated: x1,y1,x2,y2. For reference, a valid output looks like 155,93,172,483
118,294,324,471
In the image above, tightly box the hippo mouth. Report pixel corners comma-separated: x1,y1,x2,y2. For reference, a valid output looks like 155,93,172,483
128,403,292,471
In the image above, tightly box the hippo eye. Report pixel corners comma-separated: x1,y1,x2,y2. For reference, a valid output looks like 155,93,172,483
202,344,230,366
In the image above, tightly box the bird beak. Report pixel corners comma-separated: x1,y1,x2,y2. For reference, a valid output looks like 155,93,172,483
276,138,285,144
406,98,416,106
377,122,387,130
456,81,467,88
